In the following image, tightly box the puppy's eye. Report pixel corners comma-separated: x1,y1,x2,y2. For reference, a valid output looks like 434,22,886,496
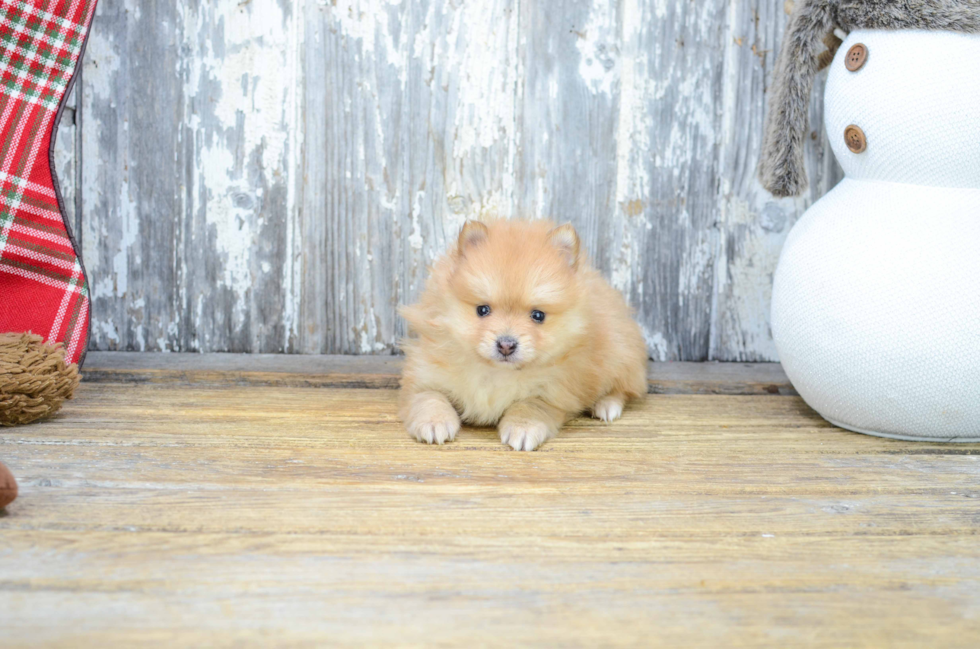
531,310,546,323
476,305,491,317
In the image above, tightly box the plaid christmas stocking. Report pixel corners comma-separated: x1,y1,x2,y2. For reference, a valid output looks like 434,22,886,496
0,0,98,367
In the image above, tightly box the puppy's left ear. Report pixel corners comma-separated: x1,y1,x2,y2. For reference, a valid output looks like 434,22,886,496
548,223,580,270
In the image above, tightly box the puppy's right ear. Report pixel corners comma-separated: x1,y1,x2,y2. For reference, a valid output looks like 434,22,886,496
457,220,489,255
548,223,580,270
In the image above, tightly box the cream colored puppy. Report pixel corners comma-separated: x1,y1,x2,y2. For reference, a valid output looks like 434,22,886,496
399,219,647,451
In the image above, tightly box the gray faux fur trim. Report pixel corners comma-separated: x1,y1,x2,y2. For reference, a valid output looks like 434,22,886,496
758,0,980,197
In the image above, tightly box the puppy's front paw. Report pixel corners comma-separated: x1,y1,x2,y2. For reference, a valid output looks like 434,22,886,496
499,420,553,451
592,394,625,422
406,412,460,445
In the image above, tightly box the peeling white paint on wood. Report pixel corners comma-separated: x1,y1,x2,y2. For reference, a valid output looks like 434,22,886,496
74,0,841,360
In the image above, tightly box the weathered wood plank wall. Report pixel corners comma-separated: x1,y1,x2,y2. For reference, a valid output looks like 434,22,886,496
70,0,842,360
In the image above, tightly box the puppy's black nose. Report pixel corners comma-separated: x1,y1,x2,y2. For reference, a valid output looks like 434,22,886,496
496,336,518,357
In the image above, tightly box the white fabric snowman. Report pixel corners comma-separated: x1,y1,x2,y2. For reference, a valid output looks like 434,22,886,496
759,2,980,441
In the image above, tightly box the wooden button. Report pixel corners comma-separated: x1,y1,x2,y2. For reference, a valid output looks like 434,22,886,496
845,43,867,71
844,125,867,153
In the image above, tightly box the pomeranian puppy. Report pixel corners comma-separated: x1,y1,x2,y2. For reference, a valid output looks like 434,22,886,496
399,219,647,451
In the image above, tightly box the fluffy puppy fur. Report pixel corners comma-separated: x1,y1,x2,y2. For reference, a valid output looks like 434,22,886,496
399,219,647,451
759,0,980,197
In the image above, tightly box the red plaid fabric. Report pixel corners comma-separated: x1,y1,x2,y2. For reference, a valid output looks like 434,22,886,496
0,0,96,366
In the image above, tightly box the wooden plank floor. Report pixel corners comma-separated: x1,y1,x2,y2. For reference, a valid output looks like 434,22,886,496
2,357,979,647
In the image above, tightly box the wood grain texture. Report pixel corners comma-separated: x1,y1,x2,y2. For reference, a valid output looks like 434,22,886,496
80,352,798,394
74,0,843,359
2,379,979,646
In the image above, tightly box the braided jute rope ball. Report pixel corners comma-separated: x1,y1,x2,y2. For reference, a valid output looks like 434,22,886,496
0,333,80,426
